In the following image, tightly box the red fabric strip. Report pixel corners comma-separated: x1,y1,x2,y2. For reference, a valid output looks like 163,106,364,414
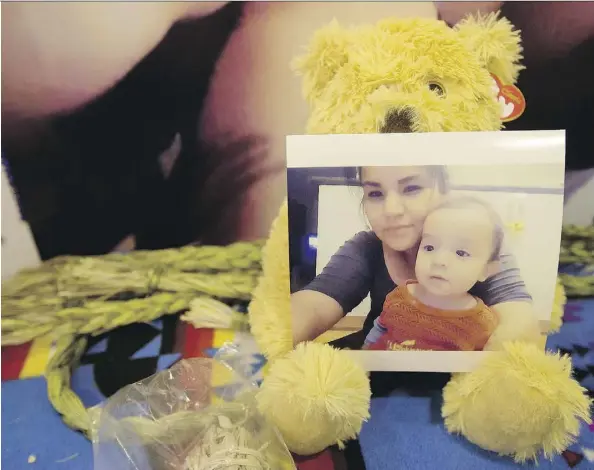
180,324,214,359
1,343,32,381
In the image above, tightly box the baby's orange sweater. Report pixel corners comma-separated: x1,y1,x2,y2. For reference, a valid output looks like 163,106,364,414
368,281,498,352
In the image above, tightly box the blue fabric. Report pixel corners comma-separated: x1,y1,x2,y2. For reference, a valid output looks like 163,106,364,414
359,393,582,469
1,377,92,470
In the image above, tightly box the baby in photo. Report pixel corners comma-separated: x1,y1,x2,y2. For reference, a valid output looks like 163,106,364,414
364,196,503,352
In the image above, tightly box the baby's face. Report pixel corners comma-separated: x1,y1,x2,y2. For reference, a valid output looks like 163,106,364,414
415,205,495,297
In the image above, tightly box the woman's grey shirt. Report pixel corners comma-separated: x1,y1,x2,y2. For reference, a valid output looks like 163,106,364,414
303,231,532,338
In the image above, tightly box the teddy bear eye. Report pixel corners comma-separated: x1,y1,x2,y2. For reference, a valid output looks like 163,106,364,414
428,82,446,97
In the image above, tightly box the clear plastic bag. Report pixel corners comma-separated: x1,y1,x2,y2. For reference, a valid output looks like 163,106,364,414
90,344,296,470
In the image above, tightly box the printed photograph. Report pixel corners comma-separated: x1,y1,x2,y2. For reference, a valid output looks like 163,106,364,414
3,3,594,468
287,131,565,371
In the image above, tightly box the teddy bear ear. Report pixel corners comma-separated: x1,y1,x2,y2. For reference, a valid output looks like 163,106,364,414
291,19,351,104
454,12,524,85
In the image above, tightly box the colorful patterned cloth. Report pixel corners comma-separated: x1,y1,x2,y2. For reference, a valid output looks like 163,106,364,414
1,313,347,469
546,298,594,468
2,292,593,469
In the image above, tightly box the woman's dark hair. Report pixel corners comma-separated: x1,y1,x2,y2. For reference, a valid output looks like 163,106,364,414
354,165,450,193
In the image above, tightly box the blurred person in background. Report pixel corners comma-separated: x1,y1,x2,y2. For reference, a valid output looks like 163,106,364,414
3,2,593,259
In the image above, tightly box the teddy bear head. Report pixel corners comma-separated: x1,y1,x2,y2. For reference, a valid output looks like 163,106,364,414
293,13,523,135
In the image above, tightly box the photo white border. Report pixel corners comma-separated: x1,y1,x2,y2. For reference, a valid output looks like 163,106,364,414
286,130,566,372
287,130,565,168
343,350,493,373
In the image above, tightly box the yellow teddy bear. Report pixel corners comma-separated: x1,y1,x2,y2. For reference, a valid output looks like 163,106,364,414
249,13,591,463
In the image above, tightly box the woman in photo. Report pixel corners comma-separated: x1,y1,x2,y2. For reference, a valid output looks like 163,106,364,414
291,165,541,350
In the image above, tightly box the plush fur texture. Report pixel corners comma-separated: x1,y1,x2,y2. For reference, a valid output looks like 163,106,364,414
292,15,523,135
248,12,588,459
257,342,371,456
443,341,592,463
248,201,293,361
249,203,371,454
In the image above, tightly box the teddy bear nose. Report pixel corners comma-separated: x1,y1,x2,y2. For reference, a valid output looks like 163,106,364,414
380,109,414,133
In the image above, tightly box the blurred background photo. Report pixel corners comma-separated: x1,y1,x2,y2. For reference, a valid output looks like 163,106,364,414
288,162,564,327
2,1,593,265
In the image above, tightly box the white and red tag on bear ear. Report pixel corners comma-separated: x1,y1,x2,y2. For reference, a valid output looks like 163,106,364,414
491,74,526,122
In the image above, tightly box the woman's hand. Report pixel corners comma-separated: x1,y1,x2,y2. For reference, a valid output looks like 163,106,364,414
2,2,228,119
483,301,542,350
291,290,345,345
